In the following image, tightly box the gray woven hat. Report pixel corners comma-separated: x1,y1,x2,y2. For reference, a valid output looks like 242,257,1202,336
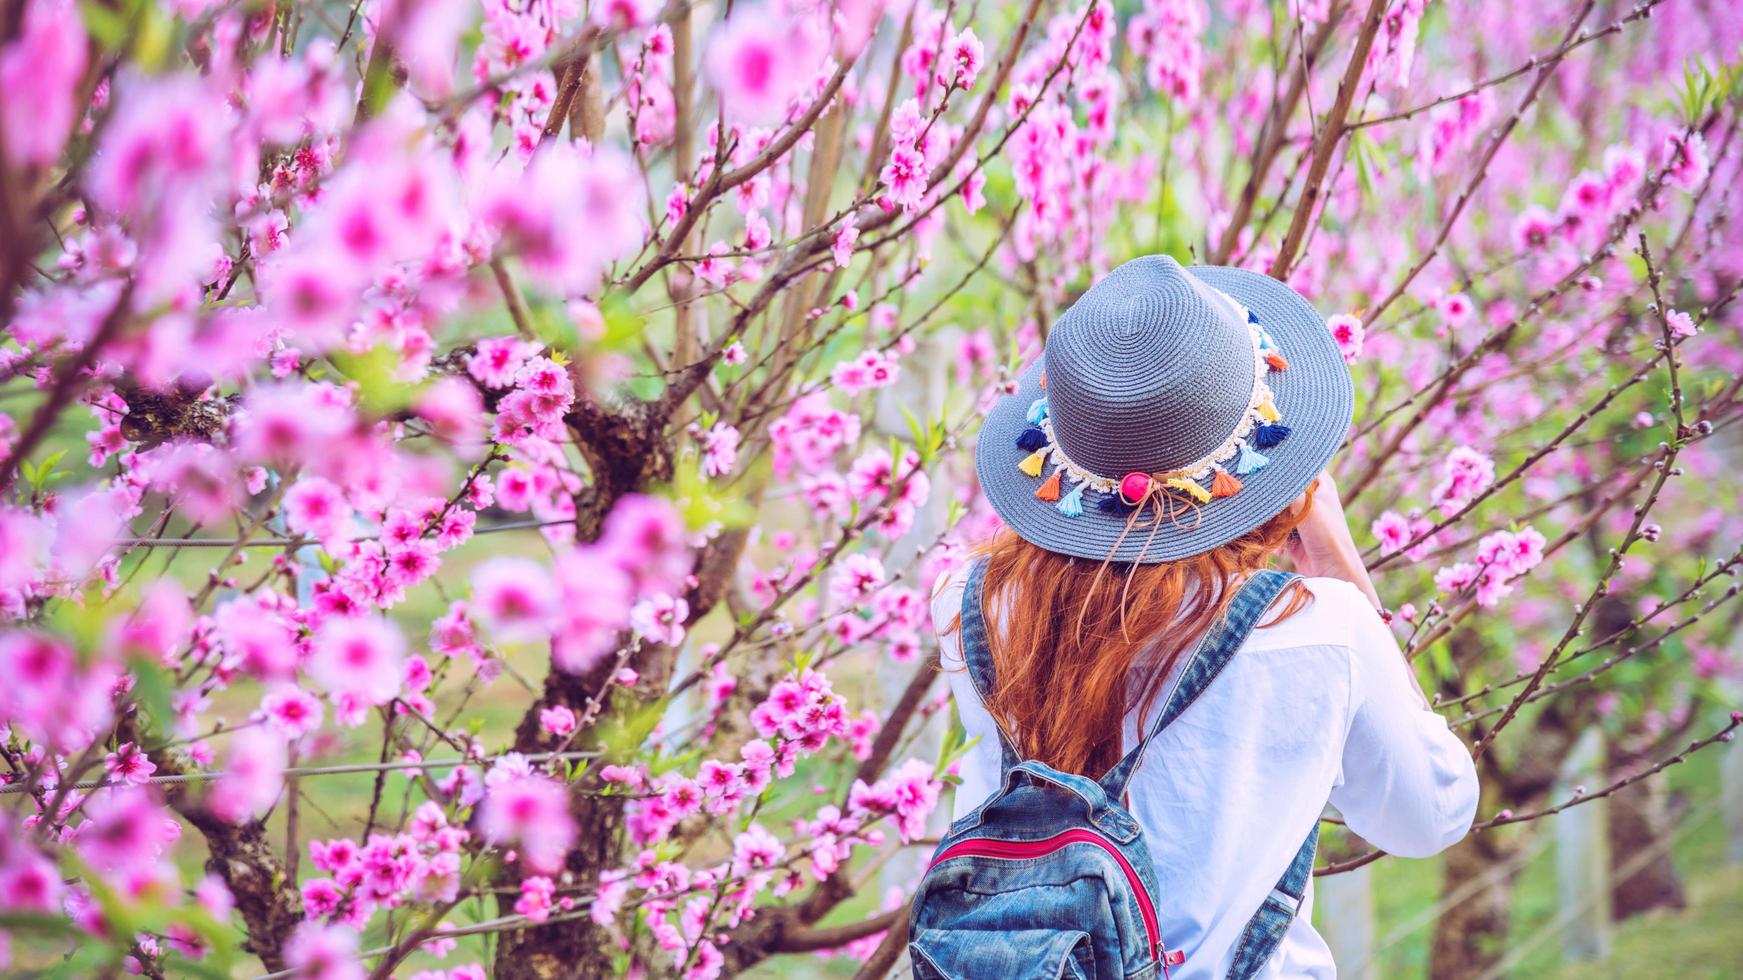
975,254,1353,564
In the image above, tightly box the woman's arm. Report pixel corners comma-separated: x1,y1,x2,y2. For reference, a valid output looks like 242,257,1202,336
1330,595,1480,857
1286,471,1433,703
1285,471,1382,609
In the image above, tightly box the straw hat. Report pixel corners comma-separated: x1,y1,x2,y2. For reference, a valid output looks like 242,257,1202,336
975,255,1354,563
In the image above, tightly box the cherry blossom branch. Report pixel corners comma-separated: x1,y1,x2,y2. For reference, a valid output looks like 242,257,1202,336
1212,5,1342,263
1435,541,1743,713
1366,333,1688,571
1268,0,1389,279
1316,712,1742,877
1341,117,1709,501
1350,0,1665,131
0,279,132,493
621,58,857,295
1359,0,1597,320
1468,259,1689,761
1449,582,1741,728
0,750,600,796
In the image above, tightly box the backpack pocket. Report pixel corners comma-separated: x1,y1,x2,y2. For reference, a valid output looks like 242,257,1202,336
911,927,1096,980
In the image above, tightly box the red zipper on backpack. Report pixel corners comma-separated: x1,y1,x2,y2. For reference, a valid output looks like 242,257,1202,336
927,828,1173,968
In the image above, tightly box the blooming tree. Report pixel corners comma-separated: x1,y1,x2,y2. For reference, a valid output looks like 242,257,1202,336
1,0,1742,978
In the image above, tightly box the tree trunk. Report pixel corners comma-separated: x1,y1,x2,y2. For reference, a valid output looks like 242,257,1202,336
1428,827,1526,980
1606,767,1687,918
492,790,627,977
490,394,678,978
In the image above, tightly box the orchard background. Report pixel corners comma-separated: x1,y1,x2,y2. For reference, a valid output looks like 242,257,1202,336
3,0,1743,977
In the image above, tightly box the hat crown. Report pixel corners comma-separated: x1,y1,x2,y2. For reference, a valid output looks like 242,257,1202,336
1044,255,1256,477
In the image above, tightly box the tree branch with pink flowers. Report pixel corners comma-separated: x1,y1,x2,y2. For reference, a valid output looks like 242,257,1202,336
3,2,1743,979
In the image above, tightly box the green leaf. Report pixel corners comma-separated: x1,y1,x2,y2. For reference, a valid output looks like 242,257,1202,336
667,463,754,532
131,0,176,72
79,0,133,52
1350,131,1382,202
328,346,416,416
528,302,581,354
360,48,400,119
41,941,121,980
595,699,665,760
900,404,929,458
598,293,649,355
130,657,177,739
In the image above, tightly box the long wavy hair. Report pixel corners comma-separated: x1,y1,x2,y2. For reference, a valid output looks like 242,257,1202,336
955,489,1317,778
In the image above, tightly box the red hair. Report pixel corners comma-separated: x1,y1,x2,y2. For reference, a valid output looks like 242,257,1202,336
954,491,1316,778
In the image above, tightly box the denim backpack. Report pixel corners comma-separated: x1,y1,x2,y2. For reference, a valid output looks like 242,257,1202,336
909,561,1319,979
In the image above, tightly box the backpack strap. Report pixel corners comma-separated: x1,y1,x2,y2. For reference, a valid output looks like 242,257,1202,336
1096,568,1298,799
958,557,1022,775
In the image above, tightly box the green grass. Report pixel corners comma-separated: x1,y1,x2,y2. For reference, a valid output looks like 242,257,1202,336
1545,863,1743,980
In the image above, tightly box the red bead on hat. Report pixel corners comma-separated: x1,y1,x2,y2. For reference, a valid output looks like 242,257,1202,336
1119,472,1151,506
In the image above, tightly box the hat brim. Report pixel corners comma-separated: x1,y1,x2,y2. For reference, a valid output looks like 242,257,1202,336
974,265,1354,564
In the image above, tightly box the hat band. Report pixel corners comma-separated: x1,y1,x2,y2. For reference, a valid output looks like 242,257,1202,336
1011,287,1293,516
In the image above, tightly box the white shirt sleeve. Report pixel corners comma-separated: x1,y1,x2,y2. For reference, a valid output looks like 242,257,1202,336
1325,579,1480,857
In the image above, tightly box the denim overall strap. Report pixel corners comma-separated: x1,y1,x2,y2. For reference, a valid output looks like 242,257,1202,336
959,558,1022,774
1226,823,1319,979
1097,568,1298,800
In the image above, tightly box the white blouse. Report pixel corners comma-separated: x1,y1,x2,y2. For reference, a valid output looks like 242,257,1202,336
931,570,1479,980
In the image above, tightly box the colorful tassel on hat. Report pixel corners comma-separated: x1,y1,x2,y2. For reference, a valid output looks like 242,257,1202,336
1039,370,1047,391
1210,467,1243,498
1247,309,1259,323
1257,396,1281,423
1251,422,1291,449
1265,351,1289,371
1035,471,1062,502
1163,477,1212,504
1015,427,1048,451
1235,441,1269,476
1018,450,1046,477
1056,481,1085,517
1097,491,1136,516
1027,397,1049,425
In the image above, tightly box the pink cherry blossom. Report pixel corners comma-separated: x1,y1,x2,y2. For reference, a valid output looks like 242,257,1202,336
539,705,578,737
879,146,928,212
104,743,157,787
470,556,559,642
630,593,690,646
1430,446,1496,514
1666,309,1698,338
1326,313,1364,364
308,615,407,705
697,422,741,479
1661,131,1711,192
705,16,819,124
283,922,366,980
478,769,574,875
942,27,985,90
208,728,288,824
818,219,857,277
1371,511,1412,556
0,0,87,168
284,476,351,543
260,686,326,739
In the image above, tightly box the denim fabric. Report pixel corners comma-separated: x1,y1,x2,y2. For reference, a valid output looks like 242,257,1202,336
1226,825,1317,980
912,561,1316,979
